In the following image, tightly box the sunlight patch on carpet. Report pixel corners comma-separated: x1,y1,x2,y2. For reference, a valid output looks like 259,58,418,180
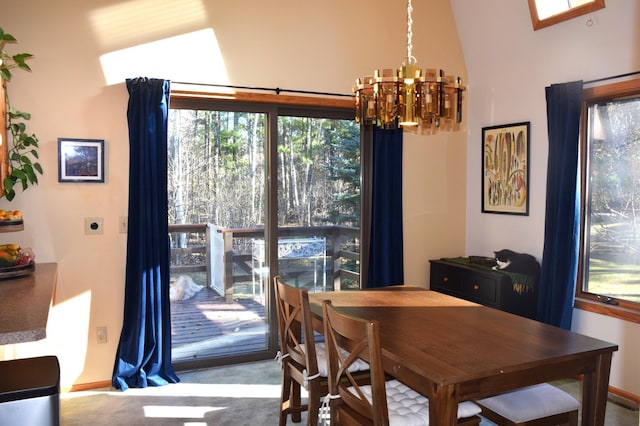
62,383,285,399
144,405,223,418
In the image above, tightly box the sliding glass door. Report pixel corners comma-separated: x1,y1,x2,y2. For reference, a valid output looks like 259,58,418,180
167,97,359,369
274,112,361,293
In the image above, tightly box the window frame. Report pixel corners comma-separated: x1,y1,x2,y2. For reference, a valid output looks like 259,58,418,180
527,0,605,31
575,78,640,324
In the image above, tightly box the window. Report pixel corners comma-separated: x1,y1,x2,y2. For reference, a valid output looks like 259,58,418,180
577,78,640,322
527,0,604,31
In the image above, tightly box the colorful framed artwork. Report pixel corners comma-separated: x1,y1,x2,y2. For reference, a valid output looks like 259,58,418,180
58,138,105,183
482,122,530,215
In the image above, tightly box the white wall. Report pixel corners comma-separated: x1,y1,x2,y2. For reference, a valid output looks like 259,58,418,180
452,0,640,397
1,0,467,387
402,0,468,287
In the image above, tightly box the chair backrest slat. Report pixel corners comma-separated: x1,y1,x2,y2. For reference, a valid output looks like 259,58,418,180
322,300,388,425
274,276,319,377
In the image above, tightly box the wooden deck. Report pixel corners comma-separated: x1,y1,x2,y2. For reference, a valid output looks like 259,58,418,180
170,286,268,362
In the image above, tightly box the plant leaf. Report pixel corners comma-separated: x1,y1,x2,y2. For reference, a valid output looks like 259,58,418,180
2,33,41,202
10,122,26,133
12,53,33,64
3,177,13,192
13,169,26,180
4,176,15,201
9,110,30,120
23,164,36,184
2,34,17,43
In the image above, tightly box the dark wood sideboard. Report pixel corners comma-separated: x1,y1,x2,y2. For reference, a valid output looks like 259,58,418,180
429,258,538,319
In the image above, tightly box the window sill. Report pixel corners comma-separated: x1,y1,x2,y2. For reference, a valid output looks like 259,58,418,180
574,297,640,324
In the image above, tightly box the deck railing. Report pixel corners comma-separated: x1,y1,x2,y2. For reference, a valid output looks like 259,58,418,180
168,224,360,302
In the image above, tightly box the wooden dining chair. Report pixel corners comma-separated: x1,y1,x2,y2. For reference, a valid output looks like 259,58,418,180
273,276,369,426
321,300,483,426
475,383,580,426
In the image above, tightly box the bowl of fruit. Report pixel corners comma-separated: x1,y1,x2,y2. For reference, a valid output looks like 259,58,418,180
0,210,23,231
0,244,35,279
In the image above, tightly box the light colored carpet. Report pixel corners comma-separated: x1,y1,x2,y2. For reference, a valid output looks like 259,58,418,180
62,360,293,426
61,360,638,425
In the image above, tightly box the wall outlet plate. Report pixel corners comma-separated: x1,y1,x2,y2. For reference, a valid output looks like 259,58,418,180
119,216,128,234
85,217,104,235
96,326,107,344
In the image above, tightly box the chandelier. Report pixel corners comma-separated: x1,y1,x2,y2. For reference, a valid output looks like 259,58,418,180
354,0,465,132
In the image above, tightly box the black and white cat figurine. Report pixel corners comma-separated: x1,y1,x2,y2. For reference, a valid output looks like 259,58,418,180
493,249,540,277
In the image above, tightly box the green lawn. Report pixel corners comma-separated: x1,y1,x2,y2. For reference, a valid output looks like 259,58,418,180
587,258,640,303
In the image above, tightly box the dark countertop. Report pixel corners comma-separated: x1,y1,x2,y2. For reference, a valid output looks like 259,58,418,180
0,263,57,344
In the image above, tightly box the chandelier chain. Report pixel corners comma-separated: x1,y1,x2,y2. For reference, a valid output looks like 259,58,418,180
406,0,416,64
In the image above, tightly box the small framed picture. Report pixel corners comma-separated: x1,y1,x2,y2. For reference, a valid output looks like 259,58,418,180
58,138,105,183
482,122,530,215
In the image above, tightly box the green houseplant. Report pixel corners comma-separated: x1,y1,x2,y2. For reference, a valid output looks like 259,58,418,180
0,27,42,201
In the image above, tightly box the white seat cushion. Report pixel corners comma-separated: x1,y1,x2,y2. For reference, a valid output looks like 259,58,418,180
350,379,482,426
476,383,581,423
302,342,369,377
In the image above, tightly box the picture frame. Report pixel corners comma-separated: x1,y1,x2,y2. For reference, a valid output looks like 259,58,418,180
58,138,105,183
482,122,530,215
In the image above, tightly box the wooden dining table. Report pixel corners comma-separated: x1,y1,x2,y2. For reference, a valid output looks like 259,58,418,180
308,287,618,426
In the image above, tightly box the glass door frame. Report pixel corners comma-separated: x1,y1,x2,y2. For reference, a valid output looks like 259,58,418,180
170,93,359,370
169,97,275,370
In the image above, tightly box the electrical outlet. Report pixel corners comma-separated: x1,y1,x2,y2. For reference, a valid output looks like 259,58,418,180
85,217,104,235
119,216,128,234
96,326,107,344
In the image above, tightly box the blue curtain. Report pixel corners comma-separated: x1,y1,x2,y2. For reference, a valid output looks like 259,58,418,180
366,127,404,287
538,81,583,329
112,78,179,390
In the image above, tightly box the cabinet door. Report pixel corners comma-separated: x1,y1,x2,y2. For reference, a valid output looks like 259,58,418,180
501,284,538,319
430,262,461,293
461,272,499,307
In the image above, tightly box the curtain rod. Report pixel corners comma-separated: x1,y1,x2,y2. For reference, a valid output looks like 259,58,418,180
171,81,353,98
584,70,640,85
174,71,640,94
